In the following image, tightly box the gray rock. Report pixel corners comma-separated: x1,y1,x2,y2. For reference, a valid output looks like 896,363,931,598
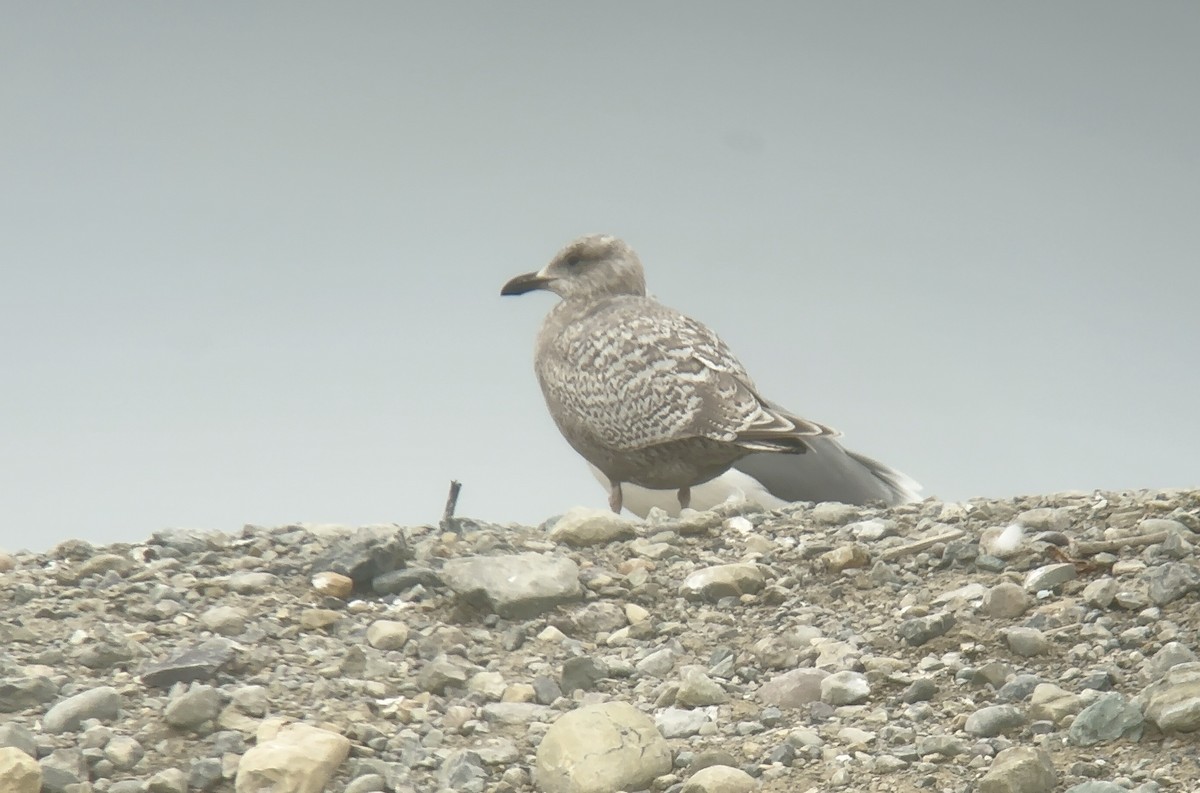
109,782,144,793
77,639,136,669
548,507,636,546
1063,783,1135,793
933,582,987,605
916,735,966,758
1146,562,1200,605
1082,577,1119,608
370,567,441,594
104,735,145,770
417,655,473,695
231,685,270,717
0,676,58,712
1136,661,1200,732
199,606,246,636
1005,627,1050,657
1023,562,1078,592
1028,683,1084,725
1017,507,1076,531
898,612,955,646
0,722,37,757
821,671,870,706
1069,692,1144,745
1143,641,1197,681
42,686,121,733
983,582,1032,618
811,502,861,525
965,704,1026,737
978,746,1057,793
344,773,387,793
473,737,520,766
681,764,758,793
152,528,227,555
481,702,551,725
146,767,188,793
39,748,88,793
225,571,279,594
655,706,710,738
636,647,678,678
365,620,410,651
569,601,627,634
996,674,1043,702
758,668,828,708
441,553,582,618
534,701,672,793
164,684,221,730
438,749,486,791
561,656,608,693
140,639,235,687
676,667,728,707
189,757,224,791
679,563,765,601
532,675,562,705
309,526,409,586
902,678,937,703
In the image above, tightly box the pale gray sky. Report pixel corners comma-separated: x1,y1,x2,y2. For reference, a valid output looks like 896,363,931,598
4,2,1198,552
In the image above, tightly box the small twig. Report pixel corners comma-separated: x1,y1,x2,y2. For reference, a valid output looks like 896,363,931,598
880,529,966,561
1073,531,1169,557
440,480,462,533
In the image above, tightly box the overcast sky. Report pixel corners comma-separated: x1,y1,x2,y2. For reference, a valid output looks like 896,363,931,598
3,2,1198,552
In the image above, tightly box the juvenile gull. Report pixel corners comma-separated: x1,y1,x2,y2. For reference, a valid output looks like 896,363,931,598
501,234,920,514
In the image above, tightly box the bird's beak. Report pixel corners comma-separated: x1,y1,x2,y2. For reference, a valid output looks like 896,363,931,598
500,271,552,296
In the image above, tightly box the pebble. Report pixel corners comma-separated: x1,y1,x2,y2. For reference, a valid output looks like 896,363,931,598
547,507,636,546
965,704,1026,737
681,764,758,793
679,563,765,601
820,671,870,706
1024,563,1078,593
440,553,582,618
978,746,1057,793
983,582,1033,618
365,619,410,651
1005,627,1050,657
41,686,121,734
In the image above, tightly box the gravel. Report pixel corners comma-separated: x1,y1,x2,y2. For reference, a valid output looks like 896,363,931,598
0,488,1198,792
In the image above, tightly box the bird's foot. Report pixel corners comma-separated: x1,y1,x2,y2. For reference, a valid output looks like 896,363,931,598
608,482,623,514
677,486,691,510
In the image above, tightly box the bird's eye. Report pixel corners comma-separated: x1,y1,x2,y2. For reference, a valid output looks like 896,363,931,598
564,255,583,268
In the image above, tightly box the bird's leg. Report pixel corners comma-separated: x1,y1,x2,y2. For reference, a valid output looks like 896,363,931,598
608,481,624,514
677,486,691,510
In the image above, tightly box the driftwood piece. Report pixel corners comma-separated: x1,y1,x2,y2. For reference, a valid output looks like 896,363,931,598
440,480,462,533
879,529,966,561
1072,531,1170,556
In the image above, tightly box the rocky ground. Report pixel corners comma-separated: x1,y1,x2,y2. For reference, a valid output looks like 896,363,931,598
1,488,1199,793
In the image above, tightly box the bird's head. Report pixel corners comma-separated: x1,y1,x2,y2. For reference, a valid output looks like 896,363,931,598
501,234,647,301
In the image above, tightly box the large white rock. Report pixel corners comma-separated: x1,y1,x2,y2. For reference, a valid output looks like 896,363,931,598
235,721,351,793
0,747,41,793
535,701,671,793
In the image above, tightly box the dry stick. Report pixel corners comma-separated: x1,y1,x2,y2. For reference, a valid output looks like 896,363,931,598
440,480,462,533
1073,531,1170,556
879,529,966,561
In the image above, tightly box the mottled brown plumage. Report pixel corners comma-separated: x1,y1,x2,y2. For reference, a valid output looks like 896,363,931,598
501,234,838,512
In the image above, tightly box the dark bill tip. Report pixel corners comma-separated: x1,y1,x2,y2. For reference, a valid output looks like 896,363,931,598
500,272,551,296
